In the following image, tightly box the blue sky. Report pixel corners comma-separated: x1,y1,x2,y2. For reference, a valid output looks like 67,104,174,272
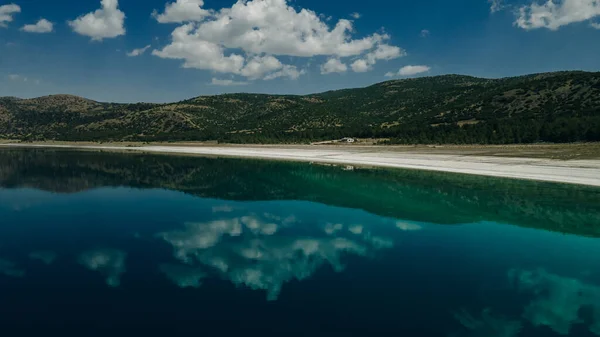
1,0,600,102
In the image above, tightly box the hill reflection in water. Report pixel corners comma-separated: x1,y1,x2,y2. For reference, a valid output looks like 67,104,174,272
1,148,599,237
1,148,600,336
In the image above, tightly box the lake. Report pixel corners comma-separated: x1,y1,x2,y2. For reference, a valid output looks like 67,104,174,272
1,148,600,336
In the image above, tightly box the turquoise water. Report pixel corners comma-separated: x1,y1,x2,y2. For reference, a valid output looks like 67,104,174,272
1,148,600,336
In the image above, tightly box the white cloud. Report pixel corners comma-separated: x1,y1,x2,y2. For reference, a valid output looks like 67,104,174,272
190,0,385,58
351,43,405,73
263,65,305,80
420,29,430,37
21,19,54,33
351,59,370,72
29,251,57,265
366,44,405,63
68,0,126,41
350,12,361,19
0,3,20,28
8,74,27,82
385,65,431,77
153,0,402,79
489,0,505,13
592,21,600,28
152,24,245,74
7,74,42,84
516,0,600,30
321,58,347,74
78,249,127,287
240,55,284,79
127,44,151,57
153,0,210,23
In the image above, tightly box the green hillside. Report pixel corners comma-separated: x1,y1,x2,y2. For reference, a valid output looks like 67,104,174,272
1,71,600,144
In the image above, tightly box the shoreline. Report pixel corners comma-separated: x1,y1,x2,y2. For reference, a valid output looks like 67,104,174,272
2,143,600,187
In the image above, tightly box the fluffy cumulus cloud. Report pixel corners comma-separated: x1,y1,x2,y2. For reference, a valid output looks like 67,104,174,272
350,12,361,19
240,55,284,79
509,268,600,335
211,78,249,86
153,0,403,80
68,0,126,41
264,65,305,80
127,45,151,57
351,59,370,73
153,0,211,23
21,19,54,33
158,213,393,300
350,43,405,73
0,3,20,27
420,29,430,37
385,65,431,77
591,21,600,28
153,24,245,74
78,249,127,287
516,0,600,30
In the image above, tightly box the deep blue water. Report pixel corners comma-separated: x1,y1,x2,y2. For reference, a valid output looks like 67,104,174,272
1,148,600,336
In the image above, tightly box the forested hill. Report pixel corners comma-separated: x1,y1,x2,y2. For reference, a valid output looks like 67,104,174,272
1,71,600,144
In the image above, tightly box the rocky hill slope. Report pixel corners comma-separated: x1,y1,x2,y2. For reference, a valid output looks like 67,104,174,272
1,71,599,144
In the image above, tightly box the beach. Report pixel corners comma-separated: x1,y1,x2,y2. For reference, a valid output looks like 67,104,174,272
2,143,600,187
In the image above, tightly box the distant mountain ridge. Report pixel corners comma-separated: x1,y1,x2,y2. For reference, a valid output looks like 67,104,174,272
1,71,600,144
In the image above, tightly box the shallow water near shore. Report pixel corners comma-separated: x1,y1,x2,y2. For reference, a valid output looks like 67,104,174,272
1,148,600,336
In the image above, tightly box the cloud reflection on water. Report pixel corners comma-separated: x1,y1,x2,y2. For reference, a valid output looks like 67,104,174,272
452,308,522,337
0,258,25,278
29,251,58,265
78,249,127,287
159,264,206,288
396,221,423,231
509,268,600,336
348,224,364,235
158,213,394,300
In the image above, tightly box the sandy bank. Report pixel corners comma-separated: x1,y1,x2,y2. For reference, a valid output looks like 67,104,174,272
2,143,600,187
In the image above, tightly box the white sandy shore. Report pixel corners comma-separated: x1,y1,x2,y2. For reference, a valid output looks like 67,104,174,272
2,143,600,187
